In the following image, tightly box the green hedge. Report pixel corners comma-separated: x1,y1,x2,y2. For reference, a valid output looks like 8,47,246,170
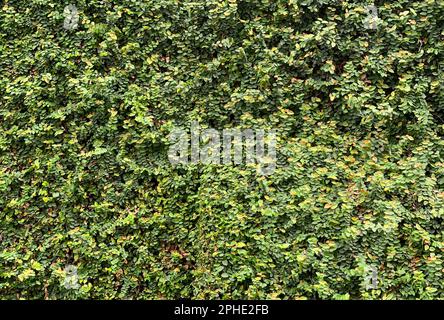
1,0,443,299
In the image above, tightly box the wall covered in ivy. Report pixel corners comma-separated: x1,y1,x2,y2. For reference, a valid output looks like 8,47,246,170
0,0,443,299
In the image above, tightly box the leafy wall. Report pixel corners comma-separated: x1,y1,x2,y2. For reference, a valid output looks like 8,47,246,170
0,0,443,299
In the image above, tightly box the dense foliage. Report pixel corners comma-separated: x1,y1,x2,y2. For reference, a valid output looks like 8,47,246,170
1,0,443,299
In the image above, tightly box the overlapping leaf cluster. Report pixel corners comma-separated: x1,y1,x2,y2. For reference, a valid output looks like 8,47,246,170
0,0,443,299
